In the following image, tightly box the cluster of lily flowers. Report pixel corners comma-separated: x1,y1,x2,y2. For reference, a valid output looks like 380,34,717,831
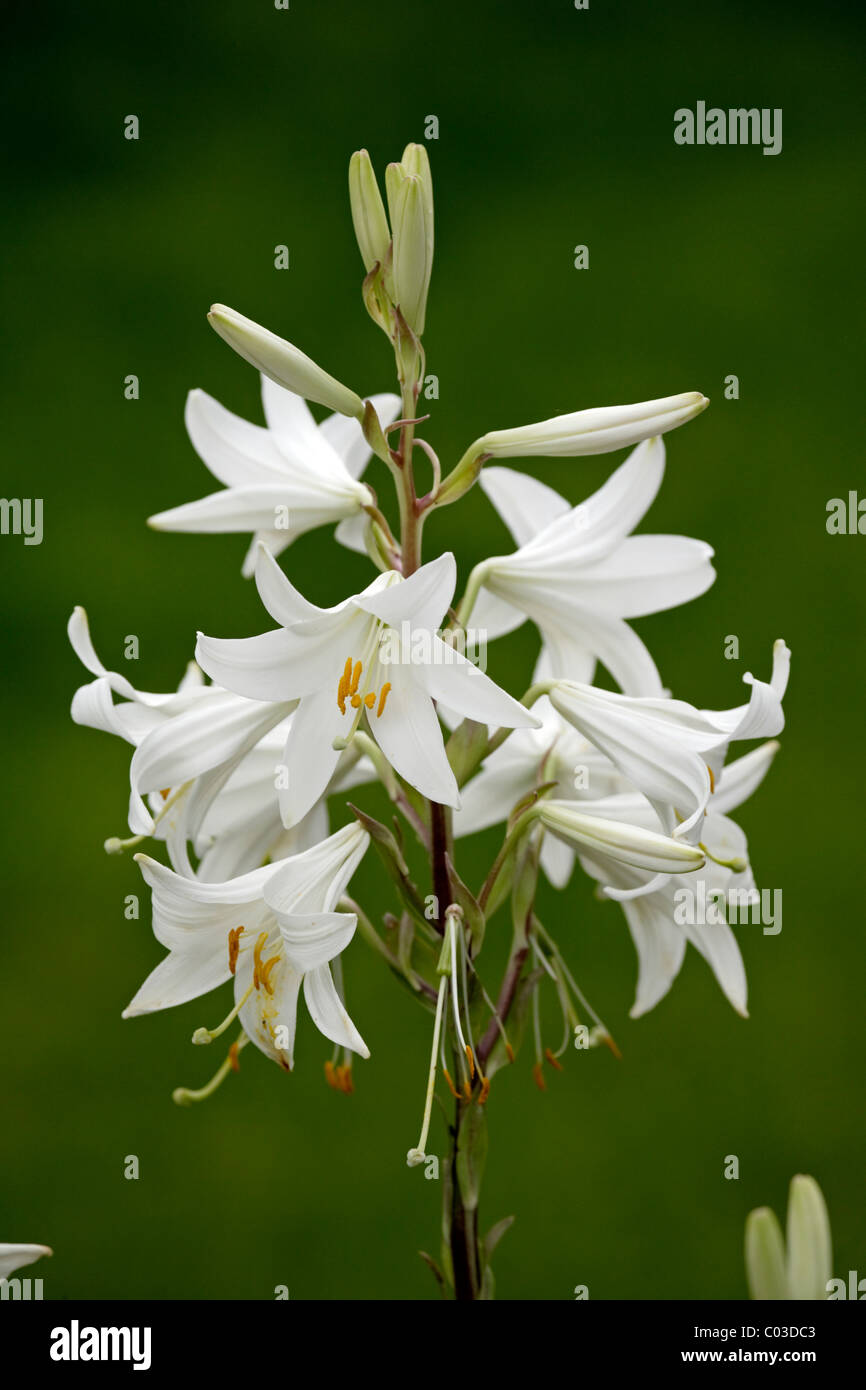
68,142,791,1169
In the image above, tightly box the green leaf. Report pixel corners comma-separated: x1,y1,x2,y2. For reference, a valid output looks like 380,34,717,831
484,1214,515,1263
455,1102,488,1213
445,853,485,952
446,717,489,785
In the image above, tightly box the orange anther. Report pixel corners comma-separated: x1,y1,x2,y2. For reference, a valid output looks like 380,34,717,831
253,931,280,995
532,1061,547,1091
336,1064,354,1094
324,1060,338,1089
545,1047,563,1072
350,694,362,709
364,691,376,708
227,926,244,975
462,1080,473,1102
377,682,392,717
479,1077,491,1105
442,1067,462,1101
464,1044,476,1079
350,661,362,696
228,1042,241,1073
337,657,353,714
505,1043,515,1063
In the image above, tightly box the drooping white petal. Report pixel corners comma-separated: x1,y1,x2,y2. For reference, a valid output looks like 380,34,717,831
371,674,460,808
549,683,714,835
416,638,540,730
277,912,358,973
355,551,456,631
303,964,369,1057
536,606,665,695
128,691,292,835
237,947,302,1070
183,387,290,488
621,894,688,1018
0,1244,53,1279
711,741,780,816
479,467,571,547
263,821,370,917
276,690,347,829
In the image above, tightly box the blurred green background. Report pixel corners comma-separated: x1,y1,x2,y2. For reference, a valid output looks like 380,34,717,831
1,0,863,1300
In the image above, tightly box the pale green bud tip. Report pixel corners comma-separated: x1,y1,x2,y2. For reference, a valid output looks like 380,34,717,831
787,1174,832,1300
745,1206,789,1300
208,304,364,419
406,1147,426,1167
348,149,391,274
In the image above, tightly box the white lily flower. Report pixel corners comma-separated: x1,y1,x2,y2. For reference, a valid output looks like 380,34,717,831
70,607,374,879
746,1175,833,1300
453,696,630,887
196,548,540,828
549,640,791,839
148,377,400,576
466,438,715,694
68,606,208,745
125,822,371,1070
0,1244,52,1279
564,742,780,1017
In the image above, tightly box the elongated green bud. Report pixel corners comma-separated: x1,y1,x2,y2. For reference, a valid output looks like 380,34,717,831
478,392,709,459
208,305,364,418
388,167,433,335
348,149,391,273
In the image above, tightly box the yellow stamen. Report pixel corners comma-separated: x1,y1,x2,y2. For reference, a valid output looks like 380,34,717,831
377,682,391,717
350,660,362,696
227,926,244,975
505,1043,515,1063
350,694,362,709
253,931,280,995
228,1041,241,1073
462,1079,473,1102
532,1061,547,1091
324,1060,338,1089
479,1076,491,1105
464,1044,476,1079
336,1063,354,1094
363,691,376,709
707,763,715,794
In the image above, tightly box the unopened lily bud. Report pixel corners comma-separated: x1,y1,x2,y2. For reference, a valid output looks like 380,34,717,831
745,1207,788,1300
786,1175,832,1300
348,149,391,273
535,801,705,875
478,392,709,460
208,305,364,418
388,170,433,336
400,143,433,257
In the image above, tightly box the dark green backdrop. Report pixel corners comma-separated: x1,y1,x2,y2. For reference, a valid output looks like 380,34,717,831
1,0,862,1299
